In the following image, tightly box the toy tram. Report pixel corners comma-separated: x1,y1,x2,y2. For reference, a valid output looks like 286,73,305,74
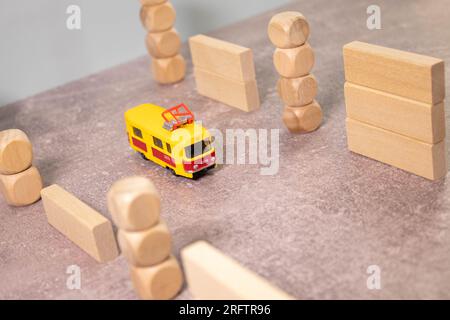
125,103,216,179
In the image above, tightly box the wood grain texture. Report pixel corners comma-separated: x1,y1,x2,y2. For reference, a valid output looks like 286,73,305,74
346,118,447,180
273,43,315,78
107,176,160,232
343,41,445,104
282,101,323,133
0,129,33,175
41,184,119,263
118,221,172,267
146,29,181,59
0,166,42,206
140,2,176,32
267,11,310,49
130,255,183,300
189,35,256,82
194,68,260,112
277,74,318,107
151,54,186,84
181,241,294,300
345,82,446,144
140,0,167,5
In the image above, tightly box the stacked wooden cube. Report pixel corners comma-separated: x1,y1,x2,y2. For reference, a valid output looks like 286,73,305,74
107,176,183,300
140,0,186,84
0,129,43,206
344,41,447,180
268,12,322,133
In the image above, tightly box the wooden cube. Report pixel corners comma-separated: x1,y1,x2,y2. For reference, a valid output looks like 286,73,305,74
151,54,186,84
118,221,172,267
130,255,183,300
140,2,176,32
0,166,42,206
0,129,33,175
277,74,318,107
282,101,323,133
273,43,315,78
268,11,310,49
146,28,181,59
107,176,160,232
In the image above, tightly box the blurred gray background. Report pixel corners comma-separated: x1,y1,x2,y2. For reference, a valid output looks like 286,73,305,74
0,0,290,107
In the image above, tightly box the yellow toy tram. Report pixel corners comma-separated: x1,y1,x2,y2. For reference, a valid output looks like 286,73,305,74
124,103,216,179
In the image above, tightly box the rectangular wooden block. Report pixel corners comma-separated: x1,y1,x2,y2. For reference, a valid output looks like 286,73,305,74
346,118,447,180
41,184,119,263
181,241,294,300
189,34,256,82
194,68,260,112
343,41,445,104
345,82,446,144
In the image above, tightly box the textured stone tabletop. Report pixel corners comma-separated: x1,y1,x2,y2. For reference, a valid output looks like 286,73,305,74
1,0,449,299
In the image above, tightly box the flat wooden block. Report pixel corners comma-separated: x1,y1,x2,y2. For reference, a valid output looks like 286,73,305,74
151,54,186,84
140,2,175,32
130,255,183,300
189,35,256,82
345,82,446,144
181,241,294,300
0,129,33,175
273,43,315,78
343,41,445,104
346,118,448,180
282,101,323,133
118,221,172,267
194,68,260,112
268,11,310,49
107,176,160,232
146,28,181,59
41,184,119,263
277,74,318,107
0,166,42,206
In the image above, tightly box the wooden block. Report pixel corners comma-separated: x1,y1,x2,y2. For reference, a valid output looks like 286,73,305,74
273,43,315,78
189,34,256,82
194,68,260,112
118,221,171,267
277,74,318,107
0,129,33,175
151,54,186,84
0,166,42,206
181,241,294,300
346,118,448,180
107,176,160,232
146,28,181,59
268,11,310,49
282,101,323,133
41,184,119,262
130,255,183,300
140,2,175,32
345,82,446,144
140,0,167,5
343,41,445,104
